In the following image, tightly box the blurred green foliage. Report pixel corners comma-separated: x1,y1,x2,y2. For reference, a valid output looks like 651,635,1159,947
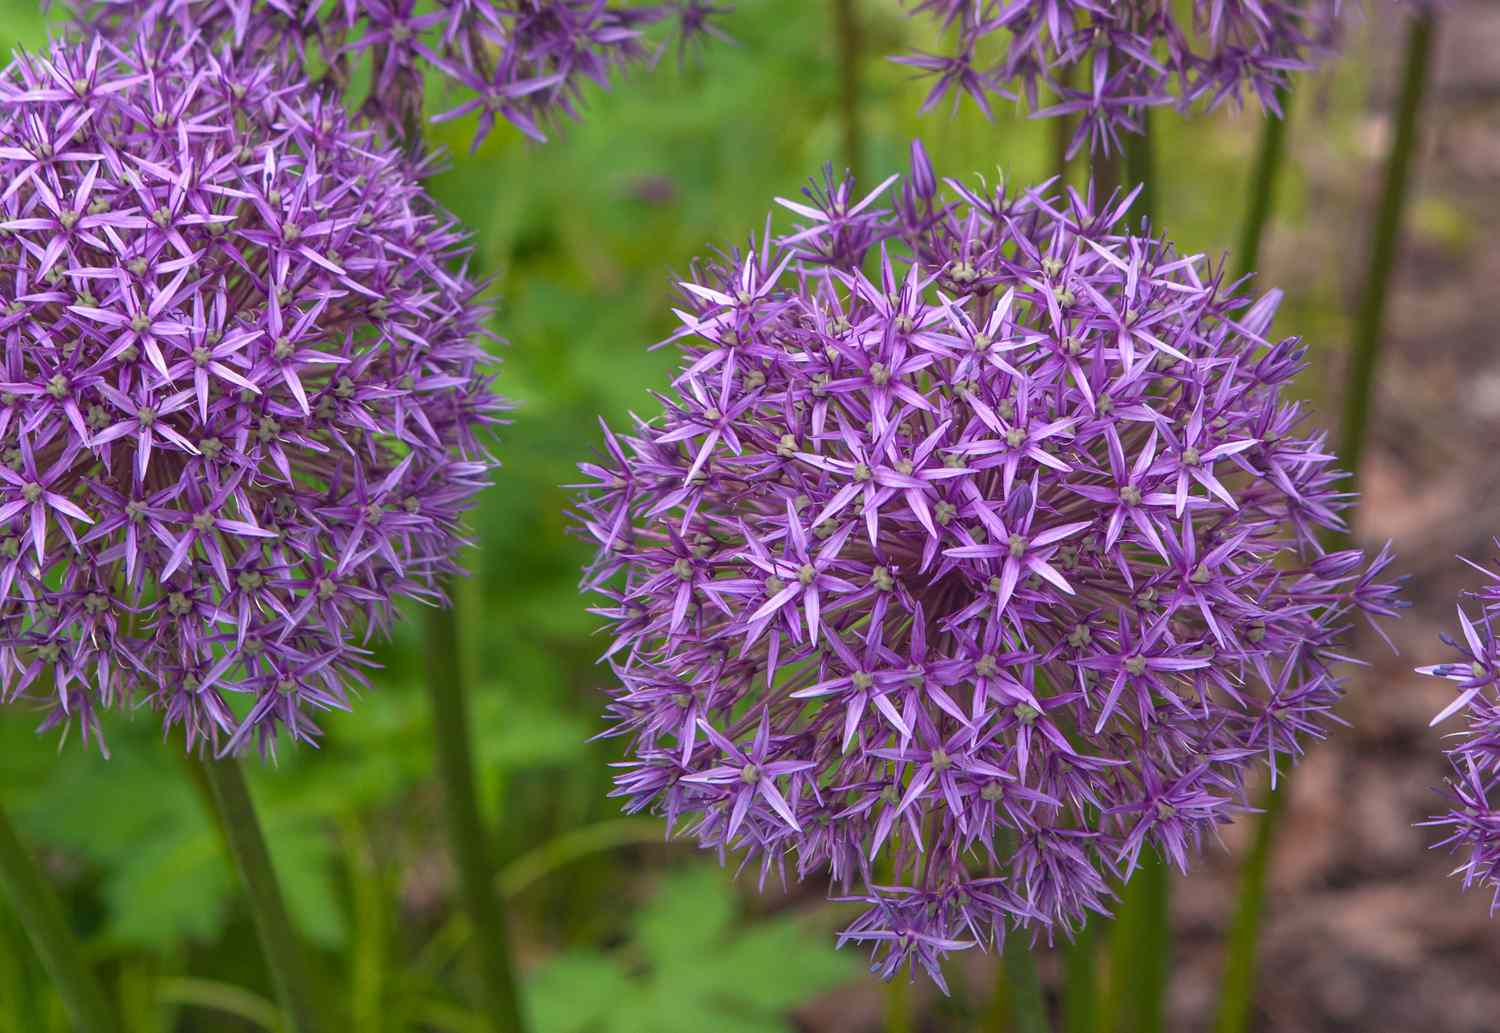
0,1,1387,1030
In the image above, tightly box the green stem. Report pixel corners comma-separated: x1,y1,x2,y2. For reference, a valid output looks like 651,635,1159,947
884,974,913,1033
1002,930,1051,1033
1092,150,1121,210
832,0,861,180
1234,97,1292,281
0,801,119,1033
425,596,528,1033
197,756,328,1033
1106,112,1171,1033
1061,921,1098,1033
1334,11,1437,511
1106,855,1170,1033
1052,64,1077,188
1212,761,1289,1033
1123,110,1155,228
1216,20,1437,1032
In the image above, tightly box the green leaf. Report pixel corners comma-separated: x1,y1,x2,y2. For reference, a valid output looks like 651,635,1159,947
702,914,862,1012
526,865,856,1033
632,865,736,961
526,951,633,1033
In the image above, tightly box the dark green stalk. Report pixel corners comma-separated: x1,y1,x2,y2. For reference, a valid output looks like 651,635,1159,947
884,975,913,1033
1216,20,1437,1032
1234,99,1292,281
988,831,1052,1033
1061,921,1098,1033
1334,11,1438,510
1211,85,1297,1033
1092,150,1122,209
1052,65,1077,189
832,0,861,180
1001,931,1051,1033
1212,760,1289,1033
0,801,119,1033
1106,856,1170,1033
1104,113,1171,1033
1123,111,1155,230
197,756,329,1033
425,593,528,1033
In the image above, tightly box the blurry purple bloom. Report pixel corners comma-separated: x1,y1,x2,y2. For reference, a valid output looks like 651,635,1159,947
0,35,503,757
573,146,1401,983
62,0,734,149
1418,543,1500,911
898,0,1350,156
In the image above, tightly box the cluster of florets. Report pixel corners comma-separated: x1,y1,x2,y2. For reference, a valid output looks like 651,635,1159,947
1418,546,1500,911
574,143,1401,985
63,0,731,148
0,36,502,756
898,0,1344,154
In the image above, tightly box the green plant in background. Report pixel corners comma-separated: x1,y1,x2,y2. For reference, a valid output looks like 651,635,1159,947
529,867,857,1033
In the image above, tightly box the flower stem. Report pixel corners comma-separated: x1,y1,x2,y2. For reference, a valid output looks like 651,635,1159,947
1334,11,1438,505
1106,111,1171,1033
1212,759,1288,1033
196,755,328,1033
884,973,913,1033
1234,98,1292,281
1001,930,1051,1033
1061,920,1098,1033
425,594,529,1033
1216,23,1437,1031
832,0,862,180
1052,65,1077,188
1123,110,1155,230
0,801,120,1033
1105,854,1170,1033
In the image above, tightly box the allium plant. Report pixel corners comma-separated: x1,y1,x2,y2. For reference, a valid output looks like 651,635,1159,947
0,35,502,757
1418,547,1500,910
64,0,732,149
899,0,1344,155
573,144,1401,985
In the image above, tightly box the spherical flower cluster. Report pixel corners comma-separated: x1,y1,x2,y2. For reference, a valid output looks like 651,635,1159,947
0,36,502,756
1417,546,1500,910
574,144,1401,984
64,0,731,149
899,0,1344,155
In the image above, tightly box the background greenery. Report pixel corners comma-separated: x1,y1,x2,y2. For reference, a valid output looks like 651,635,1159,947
0,2,1437,1030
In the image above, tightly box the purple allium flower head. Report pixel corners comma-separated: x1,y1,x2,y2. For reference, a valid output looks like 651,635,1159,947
0,35,503,757
63,0,733,149
573,145,1401,985
1417,545,1500,910
898,0,1347,155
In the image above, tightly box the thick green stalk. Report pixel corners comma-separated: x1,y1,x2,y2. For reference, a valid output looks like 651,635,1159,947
1234,100,1292,281
1216,19,1437,1033
1001,931,1051,1033
1104,114,1170,1033
1213,761,1289,1033
1061,921,1098,1033
196,756,329,1033
1334,11,1438,506
832,0,861,180
1106,856,1170,1033
1211,82,1297,1033
0,802,119,1033
1122,111,1155,231
425,595,528,1033
884,975,913,1033
1052,65,1077,188
1093,150,1122,208
989,831,1052,1033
